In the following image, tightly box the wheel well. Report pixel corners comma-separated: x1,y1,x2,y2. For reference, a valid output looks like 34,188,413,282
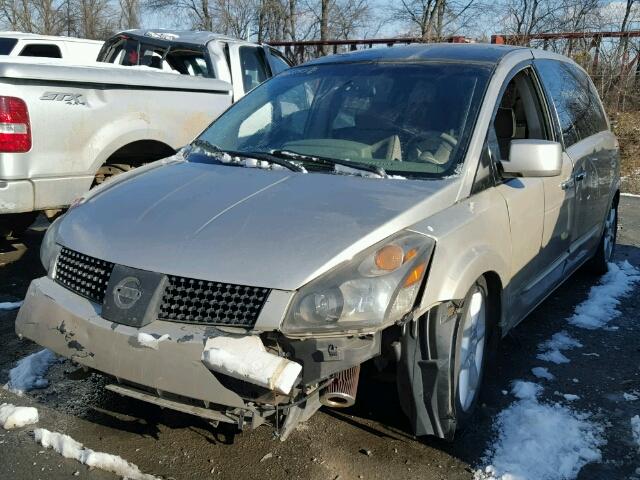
105,140,176,169
481,271,503,338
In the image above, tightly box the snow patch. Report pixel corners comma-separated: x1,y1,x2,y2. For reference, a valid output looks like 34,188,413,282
563,394,580,402
568,261,640,330
537,331,582,364
531,367,555,381
623,392,639,401
0,403,38,429
334,164,383,178
202,335,302,395
632,415,640,451
5,349,58,394
136,333,170,350
0,301,22,310
475,396,605,480
34,428,158,480
511,380,542,400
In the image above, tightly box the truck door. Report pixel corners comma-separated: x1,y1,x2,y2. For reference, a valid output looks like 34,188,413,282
228,44,270,99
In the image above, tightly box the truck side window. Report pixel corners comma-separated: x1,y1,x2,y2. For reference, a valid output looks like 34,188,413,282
20,44,62,58
239,46,268,92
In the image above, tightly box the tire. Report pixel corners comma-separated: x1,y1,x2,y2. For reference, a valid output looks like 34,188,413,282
0,212,38,239
589,201,618,275
451,277,490,429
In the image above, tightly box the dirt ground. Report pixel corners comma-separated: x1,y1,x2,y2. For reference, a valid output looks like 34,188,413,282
614,111,640,194
0,197,638,480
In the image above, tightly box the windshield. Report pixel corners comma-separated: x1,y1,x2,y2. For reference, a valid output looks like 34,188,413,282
197,61,492,178
0,38,17,55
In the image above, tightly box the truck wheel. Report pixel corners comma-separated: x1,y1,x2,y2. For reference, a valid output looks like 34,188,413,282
589,201,618,275
92,164,131,187
0,212,38,239
451,278,489,428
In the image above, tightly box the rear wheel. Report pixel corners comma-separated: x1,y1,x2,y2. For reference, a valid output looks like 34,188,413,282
589,202,618,275
452,278,489,427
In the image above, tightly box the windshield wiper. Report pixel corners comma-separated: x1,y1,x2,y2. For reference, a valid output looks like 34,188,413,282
270,149,387,178
188,140,304,173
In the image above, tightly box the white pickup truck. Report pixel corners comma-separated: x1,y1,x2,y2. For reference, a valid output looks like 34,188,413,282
0,29,290,237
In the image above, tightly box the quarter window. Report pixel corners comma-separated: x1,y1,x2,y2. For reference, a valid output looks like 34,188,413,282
536,59,608,147
19,43,62,58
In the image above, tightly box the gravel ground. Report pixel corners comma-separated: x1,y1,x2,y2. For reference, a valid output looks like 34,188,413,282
0,196,638,480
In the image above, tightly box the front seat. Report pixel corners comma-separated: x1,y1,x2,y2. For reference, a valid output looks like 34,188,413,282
494,107,515,160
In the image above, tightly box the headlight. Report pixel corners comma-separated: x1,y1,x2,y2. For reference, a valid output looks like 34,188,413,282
282,231,434,335
40,216,63,276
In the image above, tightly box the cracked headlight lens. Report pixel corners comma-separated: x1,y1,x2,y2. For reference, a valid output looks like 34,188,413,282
283,231,434,334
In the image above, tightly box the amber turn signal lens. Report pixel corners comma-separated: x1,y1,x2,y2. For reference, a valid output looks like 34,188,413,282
375,244,404,271
403,262,426,288
403,248,418,263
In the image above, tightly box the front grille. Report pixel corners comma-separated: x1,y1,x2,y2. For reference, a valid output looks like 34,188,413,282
55,247,114,304
158,276,270,327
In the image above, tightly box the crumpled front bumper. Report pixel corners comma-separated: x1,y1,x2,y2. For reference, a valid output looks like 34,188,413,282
16,276,247,410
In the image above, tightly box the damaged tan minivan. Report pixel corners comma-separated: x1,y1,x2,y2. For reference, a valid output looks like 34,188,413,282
17,44,619,440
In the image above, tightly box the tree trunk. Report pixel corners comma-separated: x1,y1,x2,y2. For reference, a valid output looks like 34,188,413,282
320,0,329,55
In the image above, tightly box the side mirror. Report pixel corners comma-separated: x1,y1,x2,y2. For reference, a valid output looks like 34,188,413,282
501,140,562,178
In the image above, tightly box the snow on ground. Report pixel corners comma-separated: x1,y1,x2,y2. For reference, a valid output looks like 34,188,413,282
475,383,605,480
0,301,22,310
568,261,640,329
531,367,555,381
136,332,170,350
4,349,58,394
0,403,38,429
477,261,639,480
536,331,582,364
623,392,639,401
35,429,158,480
632,416,640,451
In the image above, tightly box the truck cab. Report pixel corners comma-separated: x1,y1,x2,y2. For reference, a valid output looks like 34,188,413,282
98,29,291,100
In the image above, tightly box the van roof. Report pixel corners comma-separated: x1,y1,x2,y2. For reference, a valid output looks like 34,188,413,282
302,43,528,66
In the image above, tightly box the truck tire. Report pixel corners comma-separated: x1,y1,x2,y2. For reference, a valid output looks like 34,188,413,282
0,212,38,239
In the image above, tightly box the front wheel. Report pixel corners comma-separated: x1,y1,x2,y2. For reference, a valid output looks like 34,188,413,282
589,202,618,275
452,278,489,427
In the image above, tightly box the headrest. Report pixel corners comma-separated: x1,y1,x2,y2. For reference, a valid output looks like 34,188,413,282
495,107,515,138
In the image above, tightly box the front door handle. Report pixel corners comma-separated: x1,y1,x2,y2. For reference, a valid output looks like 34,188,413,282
561,178,574,190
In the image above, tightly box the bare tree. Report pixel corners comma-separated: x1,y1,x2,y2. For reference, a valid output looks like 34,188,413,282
391,0,476,41
119,0,140,29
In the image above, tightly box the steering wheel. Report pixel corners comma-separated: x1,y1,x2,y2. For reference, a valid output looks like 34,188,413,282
406,131,458,164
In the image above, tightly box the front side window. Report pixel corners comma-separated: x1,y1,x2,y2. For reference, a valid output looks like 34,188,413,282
19,43,62,58
239,46,269,92
536,59,608,147
198,62,491,179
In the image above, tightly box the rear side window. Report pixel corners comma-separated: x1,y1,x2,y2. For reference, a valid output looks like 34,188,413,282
0,38,18,55
536,59,608,147
19,43,62,58
239,46,269,92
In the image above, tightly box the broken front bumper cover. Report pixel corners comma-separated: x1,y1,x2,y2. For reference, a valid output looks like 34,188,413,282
15,277,301,421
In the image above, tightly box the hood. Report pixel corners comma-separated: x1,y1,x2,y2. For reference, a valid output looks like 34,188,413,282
58,162,457,290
